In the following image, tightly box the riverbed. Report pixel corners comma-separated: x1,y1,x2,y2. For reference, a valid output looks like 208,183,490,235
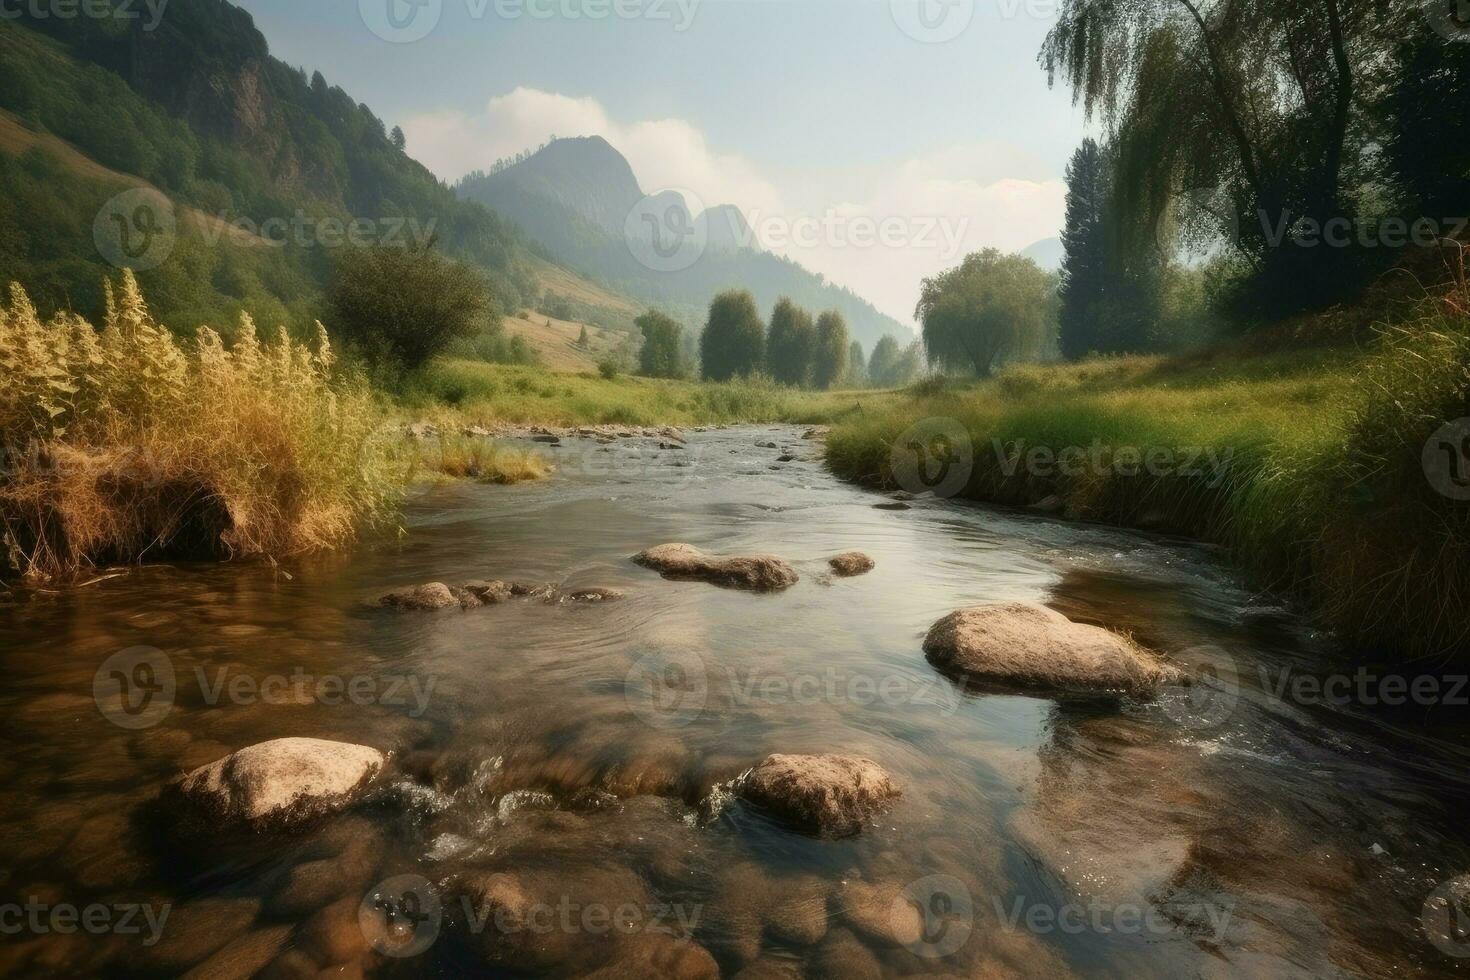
1,425,1467,977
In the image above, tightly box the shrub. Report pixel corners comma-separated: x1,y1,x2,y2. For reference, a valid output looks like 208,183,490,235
328,244,490,375
0,272,399,579
598,359,621,380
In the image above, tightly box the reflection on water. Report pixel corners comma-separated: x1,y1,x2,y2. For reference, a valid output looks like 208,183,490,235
1,426,1468,977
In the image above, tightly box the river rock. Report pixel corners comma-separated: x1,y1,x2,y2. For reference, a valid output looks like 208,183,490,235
463,580,514,603
377,583,460,611
923,602,1182,696
827,552,875,577
579,934,720,979
739,754,899,837
634,543,799,592
175,738,384,829
560,587,625,603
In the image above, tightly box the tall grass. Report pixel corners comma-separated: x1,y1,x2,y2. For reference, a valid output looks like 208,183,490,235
0,272,399,580
827,286,1470,659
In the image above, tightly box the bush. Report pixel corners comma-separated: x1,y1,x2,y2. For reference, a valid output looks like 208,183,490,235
327,244,490,375
0,272,399,579
598,359,621,380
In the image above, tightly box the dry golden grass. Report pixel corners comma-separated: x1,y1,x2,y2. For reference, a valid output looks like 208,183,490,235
0,271,399,579
413,434,552,485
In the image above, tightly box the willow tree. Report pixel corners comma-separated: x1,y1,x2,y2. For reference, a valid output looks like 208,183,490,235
1040,0,1403,316
916,250,1055,377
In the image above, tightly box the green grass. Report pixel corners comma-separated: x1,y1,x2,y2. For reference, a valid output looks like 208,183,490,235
404,359,903,428
827,307,1470,660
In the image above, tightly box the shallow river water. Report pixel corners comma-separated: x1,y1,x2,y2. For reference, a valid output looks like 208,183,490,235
3,426,1470,978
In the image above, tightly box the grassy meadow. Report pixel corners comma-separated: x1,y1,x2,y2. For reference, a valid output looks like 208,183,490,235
404,358,903,429
827,290,1470,659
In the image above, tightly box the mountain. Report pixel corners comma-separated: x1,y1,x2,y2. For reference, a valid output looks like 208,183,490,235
456,140,913,350
1021,236,1065,272
0,3,632,334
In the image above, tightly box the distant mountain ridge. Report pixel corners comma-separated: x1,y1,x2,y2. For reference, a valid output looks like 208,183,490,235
456,138,913,349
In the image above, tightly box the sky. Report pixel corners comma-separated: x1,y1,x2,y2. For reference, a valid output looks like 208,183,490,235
236,0,1091,327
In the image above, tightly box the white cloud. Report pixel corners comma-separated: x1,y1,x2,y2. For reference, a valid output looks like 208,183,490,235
402,87,782,218
403,89,1065,326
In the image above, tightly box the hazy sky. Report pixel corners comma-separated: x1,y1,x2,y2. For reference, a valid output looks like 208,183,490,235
236,0,1091,325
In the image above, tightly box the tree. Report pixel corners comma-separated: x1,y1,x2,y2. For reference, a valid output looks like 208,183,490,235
390,126,406,152
1059,138,1107,360
845,340,868,387
916,249,1055,377
811,311,850,389
1040,0,1407,318
636,309,685,379
700,290,765,381
765,298,815,386
577,324,590,348
328,244,489,373
868,336,923,387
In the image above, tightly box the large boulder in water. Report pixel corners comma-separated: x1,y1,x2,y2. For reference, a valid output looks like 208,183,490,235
738,754,899,837
923,602,1181,696
634,543,798,592
175,738,385,829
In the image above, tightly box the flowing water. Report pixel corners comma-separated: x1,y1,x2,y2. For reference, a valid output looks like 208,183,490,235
2,426,1470,978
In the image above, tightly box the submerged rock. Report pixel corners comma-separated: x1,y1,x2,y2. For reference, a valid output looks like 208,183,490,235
634,543,799,592
738,753,899,837
174,738,384,829
560,587,626,603
827,552,875,577
463,580,514,604
377,583,460,611
923,602,1181,697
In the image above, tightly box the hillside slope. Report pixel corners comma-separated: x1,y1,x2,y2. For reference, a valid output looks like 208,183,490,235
0,8,637,337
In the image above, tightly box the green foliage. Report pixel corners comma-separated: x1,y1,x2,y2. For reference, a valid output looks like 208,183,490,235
844,340,867,388
636,309,685,379
1041,0,1413,320
765,298,815,386
598,359,621,380
700,290,765,382
812,311,849,390
916,249,1056,376
0,16,539,328
867,335,922,388
328,245,490,374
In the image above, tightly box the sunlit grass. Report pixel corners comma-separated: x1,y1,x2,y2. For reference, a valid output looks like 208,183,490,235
827,303,1470,658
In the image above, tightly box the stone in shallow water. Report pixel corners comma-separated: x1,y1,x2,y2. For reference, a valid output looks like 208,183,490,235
827,552,875,577
377,583,460,611
634,543,799,592
738,753,900,838
923,602,1182,697
175,737,384,829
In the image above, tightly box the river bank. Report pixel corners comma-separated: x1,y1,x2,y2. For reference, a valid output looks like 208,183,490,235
825,299,1470,661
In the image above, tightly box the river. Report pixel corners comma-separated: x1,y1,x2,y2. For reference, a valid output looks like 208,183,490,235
1,426,1468,977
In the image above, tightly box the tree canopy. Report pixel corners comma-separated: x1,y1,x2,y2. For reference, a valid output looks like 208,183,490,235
812,311,850,390
916,249,1056,376
766,298,816,386
700,290,766,381
636,309,686,379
